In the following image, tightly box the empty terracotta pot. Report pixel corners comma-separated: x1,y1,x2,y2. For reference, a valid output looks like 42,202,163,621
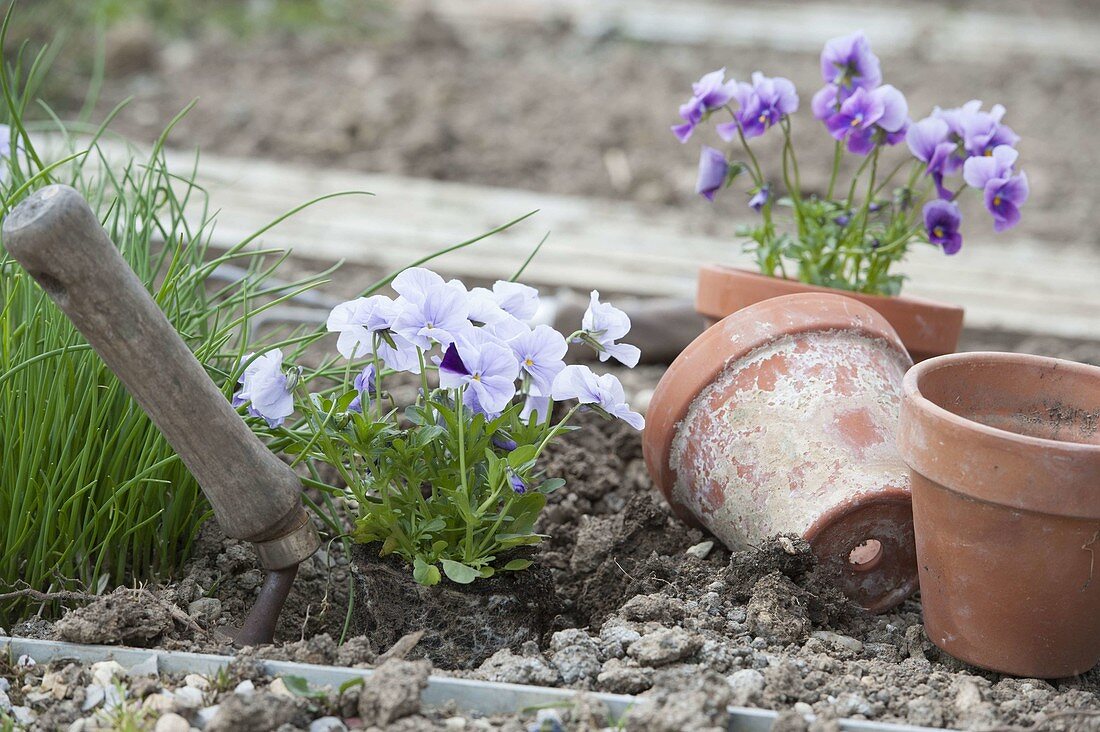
644,293,918,612
898,352,1100,678
695,264,964,363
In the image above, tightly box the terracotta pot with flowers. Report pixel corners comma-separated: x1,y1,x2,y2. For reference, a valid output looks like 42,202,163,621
672,31,1029,362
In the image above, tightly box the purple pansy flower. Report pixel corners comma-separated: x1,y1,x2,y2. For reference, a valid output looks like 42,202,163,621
695,146,728,201
470,280,540,322
508,469,527,494
327,295,421,373
906,117,959,199
820,31,881,92
922,200,963,255
748,184,771,212
551,365,645,430
716,73,798,141
671,68,738,143
811,84,839,121
509,324,567,396
579,291,641,368
520,394,551,424
348,364,377,414
391,267,471,349
438,329,520,417
232,349,294,428
825,85,908,155
962,145,1028,231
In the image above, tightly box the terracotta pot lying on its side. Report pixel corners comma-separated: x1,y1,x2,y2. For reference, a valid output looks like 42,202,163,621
695,264,964,363
644,293,918,613
898,352,1100,678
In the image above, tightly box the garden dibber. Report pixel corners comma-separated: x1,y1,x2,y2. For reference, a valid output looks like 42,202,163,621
3,184,320,646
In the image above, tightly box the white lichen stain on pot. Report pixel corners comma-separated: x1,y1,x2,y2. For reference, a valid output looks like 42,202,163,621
669,330,910,551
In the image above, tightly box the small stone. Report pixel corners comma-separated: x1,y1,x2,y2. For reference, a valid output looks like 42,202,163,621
142,692,175,713
309,716,348,732
618,594,686,623
358,659,431,727
810,631,864,654
233,679,255,696
154,712,191,732
686,540,715,559
10,706,34,726
906,697,944,727
549,629,601,684
597,658,652,694
444,716,467,730
627,627,702,667
477,649,559,686
599,619,641,649
91,660,126,687
196,704,221,728
832,692,872,717
82,684,105,712
187,598,223,626
267,678,293,697
15,655,35,668
727,668,765,706
184,674,210,690
172,685,204,711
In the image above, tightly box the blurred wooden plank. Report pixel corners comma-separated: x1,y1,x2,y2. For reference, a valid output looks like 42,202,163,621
162,150,1100,341
419,0,1100,68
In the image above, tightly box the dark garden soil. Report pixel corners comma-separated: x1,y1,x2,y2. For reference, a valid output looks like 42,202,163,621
8,410,1100,730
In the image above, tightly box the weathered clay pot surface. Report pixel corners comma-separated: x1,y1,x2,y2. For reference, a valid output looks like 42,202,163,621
645,293,917,613
350,545,557,669
898,352,1100,678
695,264,964,363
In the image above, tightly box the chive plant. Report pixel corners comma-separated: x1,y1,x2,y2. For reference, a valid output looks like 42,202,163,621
0,19,344,625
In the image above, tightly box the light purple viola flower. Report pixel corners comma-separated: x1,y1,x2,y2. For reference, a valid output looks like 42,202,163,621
922,200,963,255
826,85,908,155
748,184,771,212
695,146,728,201
906,117,960,199
232,349,294,428
671,68,738,143
811,84,839,121
717,73,798,141
579,291,641,368
348,364,377,414
520,394,551,424
326,295,421,373
509,324,567,396
470,280,540,322
481,312,530,343
391,268,471,349
961,145,1018,190
983,173,1029,232
551,365,645,430
820,31,881,91
493,434,518,451
438,328,520,417
958,102,1019,158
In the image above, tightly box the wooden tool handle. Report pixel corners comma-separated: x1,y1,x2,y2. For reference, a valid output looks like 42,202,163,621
3,185,308,547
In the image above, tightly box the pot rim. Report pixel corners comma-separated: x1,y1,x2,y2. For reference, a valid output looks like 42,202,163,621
899,351,1100,518
697,263,965,312
643,292,910,510
903,351,1100,453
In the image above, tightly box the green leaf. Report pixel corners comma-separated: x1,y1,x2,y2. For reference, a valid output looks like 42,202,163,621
441,559,479,584
335,389,359,412
503,558,532,571
538,478,566,494
478,566,496,579
379,536,398,556
507,444,537,469
338,677,365,695
281,675,326,699
413,557,441,586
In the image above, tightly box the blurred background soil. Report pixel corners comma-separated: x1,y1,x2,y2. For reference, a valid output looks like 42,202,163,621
13,0,1100,253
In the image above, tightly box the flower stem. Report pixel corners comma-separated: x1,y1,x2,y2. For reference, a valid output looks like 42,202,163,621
827,140,842,200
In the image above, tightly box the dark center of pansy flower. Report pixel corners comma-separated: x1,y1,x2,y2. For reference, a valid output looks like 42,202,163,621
933,226,945,239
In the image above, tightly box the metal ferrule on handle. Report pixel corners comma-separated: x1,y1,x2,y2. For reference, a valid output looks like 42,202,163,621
3,185,319,570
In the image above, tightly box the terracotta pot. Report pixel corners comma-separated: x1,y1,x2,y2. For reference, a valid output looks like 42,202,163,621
695,264,964,363
644,293,918,613
898,352,1100,678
